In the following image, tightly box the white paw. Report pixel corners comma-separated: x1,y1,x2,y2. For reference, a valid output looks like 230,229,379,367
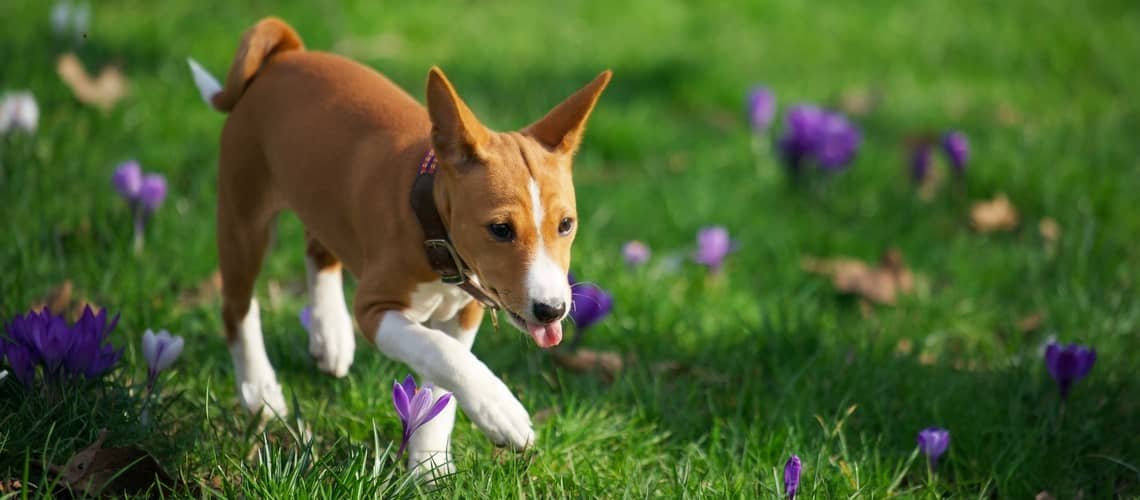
454,367,535,450
240,379,288,419
408,450,456,481
308,305,355,377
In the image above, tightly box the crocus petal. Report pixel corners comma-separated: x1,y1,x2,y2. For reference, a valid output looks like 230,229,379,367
1044,342,1060,378
142,329,159,367
423,392,453,424
139,174,167,212
1078,348,1096,377
401,374,417,399
392,380,411,421
783,455,802,499
112,161,144,200
408,384,436,427
154,333,184,372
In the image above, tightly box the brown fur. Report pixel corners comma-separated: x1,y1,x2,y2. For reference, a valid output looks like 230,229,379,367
212,18,610,345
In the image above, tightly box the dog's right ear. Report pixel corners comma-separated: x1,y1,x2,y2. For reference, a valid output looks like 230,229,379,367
426,67,489,166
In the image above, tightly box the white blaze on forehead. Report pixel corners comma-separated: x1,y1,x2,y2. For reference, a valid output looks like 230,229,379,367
525,179,570,318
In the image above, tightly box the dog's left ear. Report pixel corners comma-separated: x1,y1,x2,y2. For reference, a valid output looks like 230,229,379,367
525,70,612,155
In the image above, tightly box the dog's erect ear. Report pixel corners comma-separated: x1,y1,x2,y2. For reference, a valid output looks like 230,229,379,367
525,70,612,155
427,67,489,165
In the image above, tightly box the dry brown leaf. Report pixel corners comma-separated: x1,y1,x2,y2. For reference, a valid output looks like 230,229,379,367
1017,312,1045,333
649,360,729,385
970,194,1019,232
178,270,223,308
996,102,1021,126
57,53,128,111
30,280,73,315
551,348,623,383
917,162,946,202
837,86,880,116
801,249,914,305
1039,217,1061,255
51,430,176,497
895,338,914,356
1035,492,1056,500
0,479,22,494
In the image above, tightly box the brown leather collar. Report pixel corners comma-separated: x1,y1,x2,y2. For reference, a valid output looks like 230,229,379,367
410,148,501,310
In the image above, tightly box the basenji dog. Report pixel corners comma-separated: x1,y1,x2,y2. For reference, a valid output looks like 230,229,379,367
188,18,610,474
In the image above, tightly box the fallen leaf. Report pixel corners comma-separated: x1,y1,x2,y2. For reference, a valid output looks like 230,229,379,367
917,160,946,202
996,102,1021,126
649,360,730,385
1035,492,1056,500
52,430,176,497
837,86,881,116
551,348,623,383
57,53,128,111
895,338,914,356
1017,312,1045,333
178,270,223,308
1039,217,1061,255
801,249,915,305
0,479,22,494
970,194,1019,232
30,280,73,315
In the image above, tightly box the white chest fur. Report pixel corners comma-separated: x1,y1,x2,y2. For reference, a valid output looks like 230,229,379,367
405,280,475,324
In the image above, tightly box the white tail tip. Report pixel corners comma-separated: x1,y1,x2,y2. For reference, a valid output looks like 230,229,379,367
187,57,222,107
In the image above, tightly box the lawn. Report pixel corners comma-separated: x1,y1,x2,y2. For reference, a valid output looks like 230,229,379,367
2,0,1140,497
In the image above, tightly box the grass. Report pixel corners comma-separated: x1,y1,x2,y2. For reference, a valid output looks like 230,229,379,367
2,0,1140,497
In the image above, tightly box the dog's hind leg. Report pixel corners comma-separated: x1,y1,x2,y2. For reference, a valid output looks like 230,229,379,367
304,234,355,377
406,302,484,479
217,128,288,419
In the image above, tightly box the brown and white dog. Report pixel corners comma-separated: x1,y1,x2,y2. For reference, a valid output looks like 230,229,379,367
188,18,610,473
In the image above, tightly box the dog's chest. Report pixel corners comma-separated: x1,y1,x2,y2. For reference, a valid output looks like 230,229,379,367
405,280,474,324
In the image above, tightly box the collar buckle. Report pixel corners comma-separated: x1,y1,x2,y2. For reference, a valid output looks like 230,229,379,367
423,238,467,285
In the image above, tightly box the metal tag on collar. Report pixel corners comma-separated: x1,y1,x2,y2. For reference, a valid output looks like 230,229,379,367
424,238,466,284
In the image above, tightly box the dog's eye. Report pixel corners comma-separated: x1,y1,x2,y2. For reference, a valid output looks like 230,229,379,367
557,217,575,236
487,222,515,242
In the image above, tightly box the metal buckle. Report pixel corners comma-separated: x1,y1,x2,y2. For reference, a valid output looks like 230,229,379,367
424,238,467,284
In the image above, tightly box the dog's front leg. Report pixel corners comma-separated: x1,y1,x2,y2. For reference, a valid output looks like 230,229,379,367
403,304,481,477
373,310,535,458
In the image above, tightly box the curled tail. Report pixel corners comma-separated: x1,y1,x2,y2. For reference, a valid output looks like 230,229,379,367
187,17,304,113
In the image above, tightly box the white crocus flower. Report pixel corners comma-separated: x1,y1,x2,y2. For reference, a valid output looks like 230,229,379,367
0,92,39,134
142,329,184,385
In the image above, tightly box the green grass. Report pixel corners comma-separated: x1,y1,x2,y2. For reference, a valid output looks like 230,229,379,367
3,0,1140,497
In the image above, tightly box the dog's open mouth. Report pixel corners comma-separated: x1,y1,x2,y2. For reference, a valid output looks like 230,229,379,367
505,309,563,349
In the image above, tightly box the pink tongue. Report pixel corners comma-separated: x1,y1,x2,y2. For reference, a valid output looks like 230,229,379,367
526,321,563,349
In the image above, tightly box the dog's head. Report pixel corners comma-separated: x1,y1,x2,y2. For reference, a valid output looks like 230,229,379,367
426,67,611,349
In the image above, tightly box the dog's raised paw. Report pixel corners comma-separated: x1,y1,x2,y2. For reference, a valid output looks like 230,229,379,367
455,370,536,451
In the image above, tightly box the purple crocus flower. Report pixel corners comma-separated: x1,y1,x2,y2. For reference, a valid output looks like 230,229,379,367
622,240,651,266
2,343,37,387
392,374,452,458
777,105,861,172
138,174,167,213
1,306,121,387
694,226,733,272
815,113,861,170
910,143,933,183
942,131,969,173
777,105,825,170
568,275,614,331
299,306,313,331
784,455,802,499
916,427,950,469
63,306,123,380
112,160,143,200
747,86,778,132
1044,342,1096,399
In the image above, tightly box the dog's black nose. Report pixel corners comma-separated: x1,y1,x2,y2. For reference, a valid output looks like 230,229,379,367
532,301,566,323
